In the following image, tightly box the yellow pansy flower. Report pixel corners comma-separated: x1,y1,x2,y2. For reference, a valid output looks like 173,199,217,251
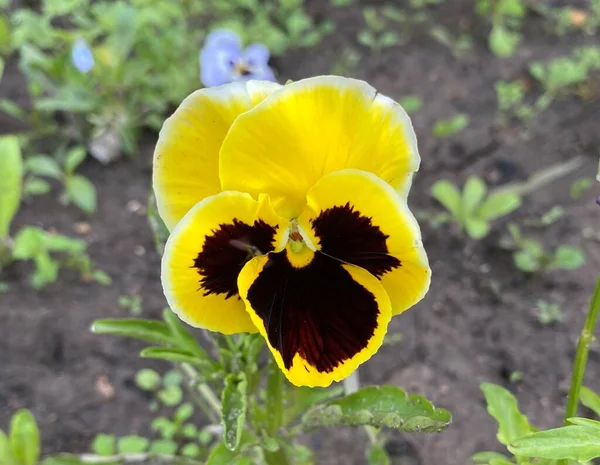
154,76,431,388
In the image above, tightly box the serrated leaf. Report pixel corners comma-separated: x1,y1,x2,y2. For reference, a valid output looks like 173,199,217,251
91,318,175,346
65,175,96,213
477,192,521,221
481,383,534,447
302,385,451,433
462,176,487,217
508,425,600,461
431,180,462,218
0,136,23,239
10,409,40,465
221,373,248,451
25,156,62,179
580,387,600,417
284,385,344,425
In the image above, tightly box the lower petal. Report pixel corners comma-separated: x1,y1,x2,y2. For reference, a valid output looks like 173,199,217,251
162,191,285,334
238,248,392,387
298,169,431,316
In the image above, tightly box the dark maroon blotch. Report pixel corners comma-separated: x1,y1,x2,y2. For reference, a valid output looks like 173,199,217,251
193,219,277,299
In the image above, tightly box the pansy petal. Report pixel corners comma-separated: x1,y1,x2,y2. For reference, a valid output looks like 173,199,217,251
200,46,239,87
220,76,420,217
162,191,286,334
204,29,242,52
244,43,270,66
153,80,281,230
297,169,430,316
238,247,392,387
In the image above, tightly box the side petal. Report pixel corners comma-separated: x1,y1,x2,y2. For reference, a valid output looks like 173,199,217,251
297,169,431,316
162,191,286,334
238,248,392,387
220,76,420,217
153,80,281,230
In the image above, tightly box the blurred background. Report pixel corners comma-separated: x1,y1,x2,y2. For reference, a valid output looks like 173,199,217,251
0,0,599,464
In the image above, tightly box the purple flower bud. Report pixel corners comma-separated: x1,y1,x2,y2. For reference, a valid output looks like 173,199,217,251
72,38,94,74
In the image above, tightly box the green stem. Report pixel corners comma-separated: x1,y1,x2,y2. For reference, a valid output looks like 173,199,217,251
266,359,284,435
343,371,378,444
180,364,221,423
264,448,291,465
558,276,600,465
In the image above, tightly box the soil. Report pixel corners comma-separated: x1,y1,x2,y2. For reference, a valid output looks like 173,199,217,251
2,1,600,464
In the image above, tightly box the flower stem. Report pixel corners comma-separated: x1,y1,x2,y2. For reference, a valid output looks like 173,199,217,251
180,364,221,423
558,275,600,465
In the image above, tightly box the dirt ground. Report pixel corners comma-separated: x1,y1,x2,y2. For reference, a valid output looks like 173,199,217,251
1,1,600,464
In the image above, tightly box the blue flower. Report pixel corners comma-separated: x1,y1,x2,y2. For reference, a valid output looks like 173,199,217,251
200,29,276,87
71,38,94,74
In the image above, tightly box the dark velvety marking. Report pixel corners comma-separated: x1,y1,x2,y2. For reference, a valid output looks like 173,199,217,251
246,251,379,372
311,203,401,277
193,220,277,299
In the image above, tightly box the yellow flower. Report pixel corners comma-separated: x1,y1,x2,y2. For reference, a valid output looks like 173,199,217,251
154,76,430,387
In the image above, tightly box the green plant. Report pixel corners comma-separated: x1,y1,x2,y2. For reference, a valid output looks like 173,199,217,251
529,47,600,110
0,135,108,288
494,80,535,126
119,293,143,316
0,409,41,465
24,146,96,213
357,7,402,51
399,95,423,114
475,277,600,464
537,299,563,325
476,0,526,57
429,25,473,58
432,114,470,137
430,176,522,239
502,224,586,274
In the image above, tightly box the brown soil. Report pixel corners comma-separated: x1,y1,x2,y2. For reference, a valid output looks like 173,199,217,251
2,1,600,464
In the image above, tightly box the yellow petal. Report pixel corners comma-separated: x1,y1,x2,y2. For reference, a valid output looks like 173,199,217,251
162,191,286,334
298,169,430,316
238,246,392,387
153,80,281,230
220,76,420,218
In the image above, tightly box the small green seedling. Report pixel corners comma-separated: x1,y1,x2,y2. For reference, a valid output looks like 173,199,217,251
429,25,473,58
503,224,586,273
119,293,143,316
25,146,97,214
358,7,402,51
536,299,563,325
494,80,535,125
431,176,522,239
0,409,41,465
476,0,526,57
432,114,470,137
399,95,423,114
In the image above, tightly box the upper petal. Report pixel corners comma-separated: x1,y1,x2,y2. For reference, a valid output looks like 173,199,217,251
153,80,281,230
238,247,392,387
297,169,431,316
203,29,242,51
200,45,239,87
220,76,420,218
162,190,287,334
243,43,270,66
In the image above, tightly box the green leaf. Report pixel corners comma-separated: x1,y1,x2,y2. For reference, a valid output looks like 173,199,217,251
567,417,600,429
367,444,390,465
117,435,149,453
508,425,600,461
462,177,487,218
0,430,15,465
480,383,534,447
284,385,344,425
174,403,194,423
162,309,210,360
432,114,470,137
65,175,97,213
489,25,520,58
399,95,423,113
181,443,201,457
221,373,248,451
12,227,44,259
302,385,452,433
477,192,521,221
472,451,514,464
9,409,40,465
149,439,177,455
135,369,161,391
91,318,175,346
0,136,23,239
91,434,115,456
23,178,51,196
581,387,600,417
25,156,62,179
431,180,462,218
206,432,256,465
64,147,87,175
158,385,183,407
140,347,212,369
552,246,585,270
513,250,540,273
465,218,490,239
